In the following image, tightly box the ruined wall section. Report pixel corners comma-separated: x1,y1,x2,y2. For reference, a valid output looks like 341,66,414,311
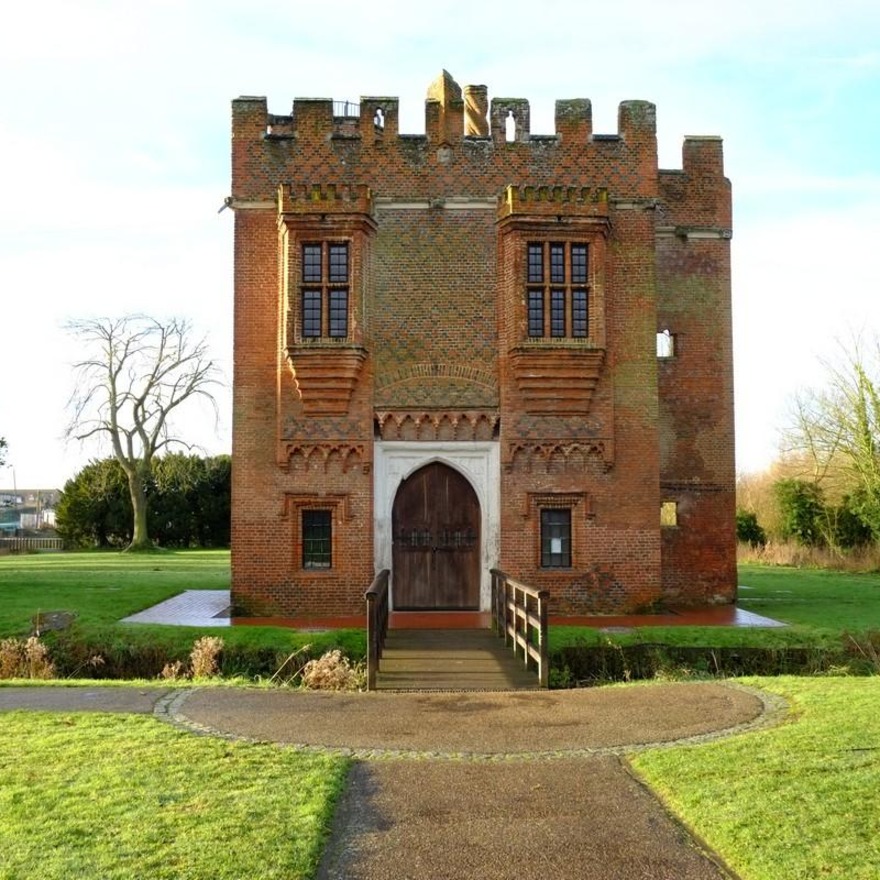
656,137,736,604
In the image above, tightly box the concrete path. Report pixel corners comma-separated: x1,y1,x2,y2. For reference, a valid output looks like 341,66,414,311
1,682,780,879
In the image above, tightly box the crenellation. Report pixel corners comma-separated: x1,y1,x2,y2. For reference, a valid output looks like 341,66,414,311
617,100,657,138
360,96,399,140
490,98,531,142
291,98,334,142
555,98,592,140
277,183,373,215
500,184,609,217
682,135,725,177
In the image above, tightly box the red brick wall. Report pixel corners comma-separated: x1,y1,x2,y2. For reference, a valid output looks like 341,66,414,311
656,138,737,604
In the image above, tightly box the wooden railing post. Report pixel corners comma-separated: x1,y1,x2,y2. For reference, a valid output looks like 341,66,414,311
489,568,550,688
537,588,549,688
364,569,390,691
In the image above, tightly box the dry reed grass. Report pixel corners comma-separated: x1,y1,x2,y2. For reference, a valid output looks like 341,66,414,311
0,636,56,679
738,540,880,572
299,649,365,691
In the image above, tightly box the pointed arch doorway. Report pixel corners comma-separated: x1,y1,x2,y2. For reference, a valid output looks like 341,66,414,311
391,462,481,610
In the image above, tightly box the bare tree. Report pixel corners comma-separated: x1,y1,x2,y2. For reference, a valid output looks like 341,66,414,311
65,316,221,550
0,437,7,468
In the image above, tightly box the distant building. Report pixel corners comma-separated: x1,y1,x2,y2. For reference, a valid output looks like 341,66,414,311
0,488,59,533
229,72,736,618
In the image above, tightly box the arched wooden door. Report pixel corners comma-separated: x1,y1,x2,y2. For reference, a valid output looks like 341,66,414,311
391,462,481,610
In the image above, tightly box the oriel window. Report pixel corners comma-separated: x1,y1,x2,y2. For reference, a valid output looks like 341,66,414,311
301,242,349,339
527,242,589,340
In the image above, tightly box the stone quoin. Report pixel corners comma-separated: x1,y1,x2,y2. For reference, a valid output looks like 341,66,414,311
229,71,736,618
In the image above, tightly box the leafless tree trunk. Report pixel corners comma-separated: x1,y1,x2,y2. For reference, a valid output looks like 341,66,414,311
66,316,220,551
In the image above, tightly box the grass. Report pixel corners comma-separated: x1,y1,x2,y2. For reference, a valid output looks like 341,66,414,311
3,676,878,878
0,551,366,678
632,676,880,879
551,563,880,653
0,550,231,633
0,710,348,880
737,563,880,631
2,552,878,678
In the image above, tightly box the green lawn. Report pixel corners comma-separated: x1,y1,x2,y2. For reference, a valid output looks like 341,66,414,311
0,550,230,634
0,551,365,678
2,676,878,878
551,564,880,652
0,709,347,880
2,553,879,676
632,676,880,879
737,563,880,631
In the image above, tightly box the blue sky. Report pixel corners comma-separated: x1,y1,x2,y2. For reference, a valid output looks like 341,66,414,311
1,0,879,488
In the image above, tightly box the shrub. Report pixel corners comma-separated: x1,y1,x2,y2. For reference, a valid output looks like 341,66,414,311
189,636,224,678
0,637,56,679
299,649,365,690
736,509,767,547
774,478,827,547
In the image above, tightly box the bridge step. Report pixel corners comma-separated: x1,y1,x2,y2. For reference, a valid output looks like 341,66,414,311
376,628,540,691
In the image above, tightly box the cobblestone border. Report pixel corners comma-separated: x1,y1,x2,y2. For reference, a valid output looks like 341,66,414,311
153,681,789,762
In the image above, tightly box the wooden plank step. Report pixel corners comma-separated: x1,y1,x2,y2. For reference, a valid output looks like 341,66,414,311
376,628,540,691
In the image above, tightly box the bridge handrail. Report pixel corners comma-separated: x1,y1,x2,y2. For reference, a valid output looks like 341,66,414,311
364,569,391,691
490,568,549,688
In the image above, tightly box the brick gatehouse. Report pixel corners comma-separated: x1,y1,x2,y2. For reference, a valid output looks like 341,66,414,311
230,71,735,618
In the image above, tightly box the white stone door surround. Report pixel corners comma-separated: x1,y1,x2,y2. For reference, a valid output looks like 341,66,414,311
373,441,501,611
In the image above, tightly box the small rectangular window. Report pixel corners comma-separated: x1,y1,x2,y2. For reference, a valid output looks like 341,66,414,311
550,289,566,337
302,290,322,337
540,508,571,568
657,331,675,358
528,290,544,337
527,244,543,284
660,501,678,527
572,289,588,338
303,510,332,568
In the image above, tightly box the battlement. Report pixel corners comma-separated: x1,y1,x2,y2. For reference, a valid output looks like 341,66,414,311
231,73,725,205
232,71,664,148
498,184,609,220
277,183,373,216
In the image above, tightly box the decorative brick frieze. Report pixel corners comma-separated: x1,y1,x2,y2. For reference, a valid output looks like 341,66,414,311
278,441,370,474
375,410,499,442
504,439,612,473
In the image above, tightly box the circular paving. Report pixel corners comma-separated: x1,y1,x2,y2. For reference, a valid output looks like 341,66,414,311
162,681,780,759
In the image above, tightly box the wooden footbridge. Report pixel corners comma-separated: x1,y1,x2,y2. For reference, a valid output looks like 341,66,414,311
365,570,550,691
